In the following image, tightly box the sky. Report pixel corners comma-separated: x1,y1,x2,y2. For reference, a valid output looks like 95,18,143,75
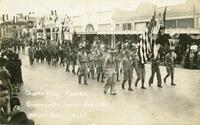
0,0,187,17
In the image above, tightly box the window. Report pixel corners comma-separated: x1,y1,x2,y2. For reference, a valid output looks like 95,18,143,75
197,17,200,27
13,25,16,29
166,20,176,29
127,23,131,30
122,23,132,31
135,22,146,30
177,18,194,28
98,24,111,32
74,26,82,32
115,24,120,31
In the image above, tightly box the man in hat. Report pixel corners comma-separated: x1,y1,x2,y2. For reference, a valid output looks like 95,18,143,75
134,35,147,89
71,47,78,75
115,51,122,82
164,47,177,86
28,45,36,65
103,48,117,95
148,35,163,88
77,46,88,85
121,50,134,91
190,41,198,68
63,41,71,72
87,50,95,79
96,46,106,83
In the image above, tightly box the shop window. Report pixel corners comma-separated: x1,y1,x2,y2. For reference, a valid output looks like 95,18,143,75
115,24,120,31
122,23,132,31
166,20,176,29
177,18,194,28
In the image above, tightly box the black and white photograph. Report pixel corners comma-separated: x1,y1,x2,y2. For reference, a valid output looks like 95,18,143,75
0,0,200,125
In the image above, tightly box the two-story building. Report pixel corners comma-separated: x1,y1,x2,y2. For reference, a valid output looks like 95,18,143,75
0,21,26,39
112,0,200,34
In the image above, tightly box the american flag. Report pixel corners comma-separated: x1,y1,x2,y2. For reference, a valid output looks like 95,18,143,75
138,34,149,64
2,14,9,22
138,11,156,64
138,6,167,64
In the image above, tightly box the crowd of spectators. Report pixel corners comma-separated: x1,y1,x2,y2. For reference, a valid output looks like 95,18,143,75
0,48,34,125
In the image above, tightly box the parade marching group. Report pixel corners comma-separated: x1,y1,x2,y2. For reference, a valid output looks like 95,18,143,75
1,31,199,125
27,33,178,95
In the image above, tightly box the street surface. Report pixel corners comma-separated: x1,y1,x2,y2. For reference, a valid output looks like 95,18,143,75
17,51,200,125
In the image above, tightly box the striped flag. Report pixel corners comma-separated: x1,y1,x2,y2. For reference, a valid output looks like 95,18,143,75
138,11,157,64
2,14,9,22
138,33,151,64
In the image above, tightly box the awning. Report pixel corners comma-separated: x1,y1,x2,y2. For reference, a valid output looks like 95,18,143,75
190,34,200,40
165,28,200,35
76,31,97,35
97,31,144,35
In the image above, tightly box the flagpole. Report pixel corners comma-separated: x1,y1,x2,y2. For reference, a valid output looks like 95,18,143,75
59,26,62,44
51,27,53,41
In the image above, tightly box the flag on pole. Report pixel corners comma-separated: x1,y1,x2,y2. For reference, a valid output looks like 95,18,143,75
25,15,29,21
13,16,16,23
2,14,5,22
163,6,167,28
54,10,58,22
72,30,77,42
138,8,157,64
6,14,9,21
51,10,54,15
25,15,27,21
54,10,57,16
61,17,65,25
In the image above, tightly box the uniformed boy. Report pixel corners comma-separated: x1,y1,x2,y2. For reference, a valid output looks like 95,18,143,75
121,50,133,91
96,48,106,83
103,48,117,95
164,47,177,86
77,47,88,85
87,50,95,79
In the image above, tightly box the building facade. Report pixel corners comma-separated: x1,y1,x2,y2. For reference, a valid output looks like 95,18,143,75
72,10,114,33
0,21,26,39
112,0,200,34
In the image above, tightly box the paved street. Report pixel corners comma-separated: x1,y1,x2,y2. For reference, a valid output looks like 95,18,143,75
17,52,200,125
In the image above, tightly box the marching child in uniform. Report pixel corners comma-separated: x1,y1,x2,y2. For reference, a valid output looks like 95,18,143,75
164,47,177,86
